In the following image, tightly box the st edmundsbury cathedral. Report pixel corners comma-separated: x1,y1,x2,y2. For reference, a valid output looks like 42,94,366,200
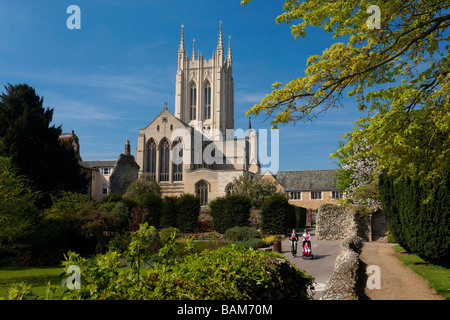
78,23,340,212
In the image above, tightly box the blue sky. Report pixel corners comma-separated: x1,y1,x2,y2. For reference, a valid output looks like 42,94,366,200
0,0,365,172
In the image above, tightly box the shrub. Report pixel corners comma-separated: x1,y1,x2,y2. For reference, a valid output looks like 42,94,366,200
209,194,252,233
176,194,200,232
128,207,150,232
33,230,314,300
225,226,261,242
159,227,181,245
101,193,123,203
134,192,162,228
233,238,268,250
262,235,275,246
160,196,178,228
260,194,290,234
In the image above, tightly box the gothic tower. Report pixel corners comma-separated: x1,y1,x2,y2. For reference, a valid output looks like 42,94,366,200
174,23,234,141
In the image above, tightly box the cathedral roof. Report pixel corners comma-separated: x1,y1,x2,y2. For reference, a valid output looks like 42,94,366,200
275,169,338,191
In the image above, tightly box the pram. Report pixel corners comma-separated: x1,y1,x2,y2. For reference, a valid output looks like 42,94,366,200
302,241,313,260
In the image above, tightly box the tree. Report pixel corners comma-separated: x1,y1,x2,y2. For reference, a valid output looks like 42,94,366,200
232,172,279,208
124,173,161,200
241,0,450,189
334,138,380,206
0,156,39,262
0,84,87,206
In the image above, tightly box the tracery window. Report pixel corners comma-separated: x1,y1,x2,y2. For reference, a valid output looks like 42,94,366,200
159,138,170,182
190,83,197,120
172,139,183,182
146,139,157,180
204,81,211,120
196,180,209,206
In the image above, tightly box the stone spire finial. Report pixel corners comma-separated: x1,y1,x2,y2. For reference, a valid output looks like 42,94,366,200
226,35,232,62
192,38,196,60
179,24,185,52
217,20,223,49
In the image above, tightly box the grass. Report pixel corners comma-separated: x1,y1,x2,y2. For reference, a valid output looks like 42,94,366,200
394,245,450,300
0,266,64,299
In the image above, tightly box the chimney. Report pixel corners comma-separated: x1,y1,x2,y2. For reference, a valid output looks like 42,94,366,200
125,139,130,155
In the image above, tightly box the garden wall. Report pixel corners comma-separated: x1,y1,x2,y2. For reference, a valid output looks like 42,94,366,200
317,204,385,300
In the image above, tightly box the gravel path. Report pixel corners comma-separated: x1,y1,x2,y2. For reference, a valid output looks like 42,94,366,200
358,241,443,300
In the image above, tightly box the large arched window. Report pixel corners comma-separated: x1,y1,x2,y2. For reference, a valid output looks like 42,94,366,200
190,83,197,120
172,139,183,182
196,180,209,206
204,81,211,120
146,139,157,180
159,138,170,182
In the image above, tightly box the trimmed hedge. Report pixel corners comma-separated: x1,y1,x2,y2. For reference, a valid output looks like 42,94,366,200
379,171,449,265
260,194,290,234
209,194,252,233
160,196,178,228
176,194,201,232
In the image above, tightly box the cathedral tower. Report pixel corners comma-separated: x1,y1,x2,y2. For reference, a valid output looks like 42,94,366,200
174,22,234,141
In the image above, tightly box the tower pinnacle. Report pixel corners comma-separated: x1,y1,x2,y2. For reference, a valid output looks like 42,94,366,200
217,20,223,49
226,35,232,63
179,24,185,52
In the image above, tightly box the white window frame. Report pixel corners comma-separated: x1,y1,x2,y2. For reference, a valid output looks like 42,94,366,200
101,167,111,176
310,191,322,200
332,191,343,199
101,183,108,195
289,191,302,200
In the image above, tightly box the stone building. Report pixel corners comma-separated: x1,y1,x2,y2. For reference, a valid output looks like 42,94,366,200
263,170,342,211
134,24,260,205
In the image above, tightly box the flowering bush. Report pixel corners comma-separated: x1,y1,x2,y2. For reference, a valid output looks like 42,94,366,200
262,236,275,246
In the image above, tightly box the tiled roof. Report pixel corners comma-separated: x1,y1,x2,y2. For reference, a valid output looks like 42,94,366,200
79,160,117,169
275,170,338,191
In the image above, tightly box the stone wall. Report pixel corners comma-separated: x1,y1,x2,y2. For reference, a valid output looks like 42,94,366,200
316,204,386,242
317,204,379,300
320,230,363,300
109,154,140,195
316,204,354,240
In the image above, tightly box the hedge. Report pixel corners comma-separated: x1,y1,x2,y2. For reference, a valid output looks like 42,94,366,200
160,196,178,228
176,194,201,232
209,194,252,233
260,194,290,234
379,171,449,265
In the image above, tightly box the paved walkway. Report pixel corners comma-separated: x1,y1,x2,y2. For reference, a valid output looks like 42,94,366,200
278,227,341,299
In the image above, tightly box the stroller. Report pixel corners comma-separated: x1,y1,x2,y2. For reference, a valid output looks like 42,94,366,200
302,240,313,260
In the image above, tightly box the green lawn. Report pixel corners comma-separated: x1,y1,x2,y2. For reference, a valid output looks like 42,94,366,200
394,245,450,300
0,266,64,299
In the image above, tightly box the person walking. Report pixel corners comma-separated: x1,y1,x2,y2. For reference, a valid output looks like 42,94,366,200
289,229,299,257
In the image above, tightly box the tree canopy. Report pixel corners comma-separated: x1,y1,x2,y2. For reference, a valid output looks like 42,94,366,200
241,0,450,188
0,84,87,206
